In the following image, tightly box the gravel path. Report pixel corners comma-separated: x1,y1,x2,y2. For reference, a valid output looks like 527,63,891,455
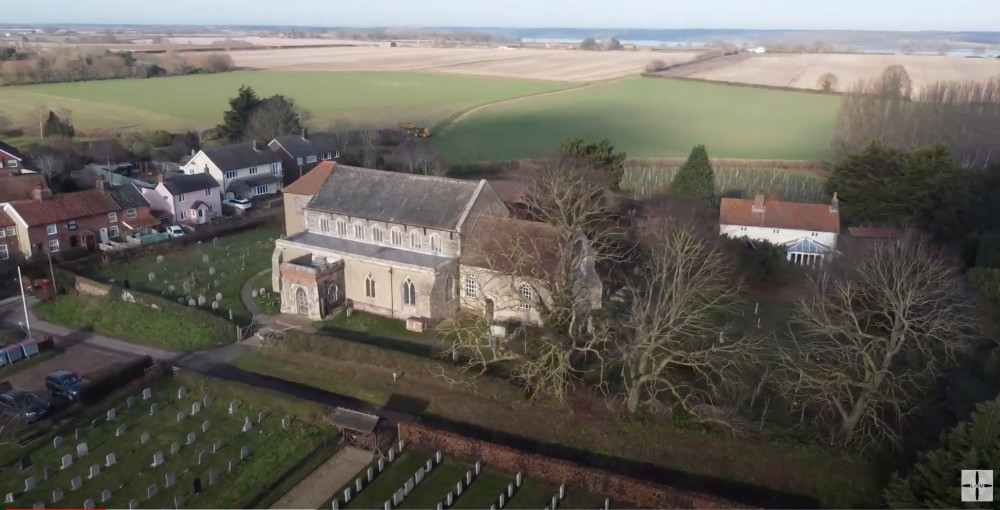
271,447,373,509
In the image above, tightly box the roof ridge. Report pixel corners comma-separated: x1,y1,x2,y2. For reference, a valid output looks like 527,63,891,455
338,165,480,187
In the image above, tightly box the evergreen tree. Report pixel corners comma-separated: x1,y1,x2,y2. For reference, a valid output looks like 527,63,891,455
558,138,627,191
670,144,716,206
883,397,1000,508
43,111,74,139
217,85,261,141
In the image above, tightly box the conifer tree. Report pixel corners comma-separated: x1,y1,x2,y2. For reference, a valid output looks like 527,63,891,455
217,85,261,141
670,144,716,206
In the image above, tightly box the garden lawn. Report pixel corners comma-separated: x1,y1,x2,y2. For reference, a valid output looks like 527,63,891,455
35,295,231,350
76,225,282,324
432,77,838,163
0,71,569,133
315,310,438,344
0,374,338,510
398,459,468,509
344,451,424,509
250,270,280,315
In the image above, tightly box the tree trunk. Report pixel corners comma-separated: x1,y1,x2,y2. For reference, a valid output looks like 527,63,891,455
840,388,874,442
626,382,642,414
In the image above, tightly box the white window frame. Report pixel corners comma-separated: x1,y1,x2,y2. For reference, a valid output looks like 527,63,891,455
354,222,366,239
336,220,348,236
180,210,187,220
249,167,259,175
364,273,376,298
47,239,59,253
306,155,318,164
8,160,17,168
109,225,120,238
464,275,477,298
402,278,416,307
0,243,8,260
0,229,4,239
272,163,281,175
296,157,303,165
4,226,13,237
108,212,118,223
391,228,403,246
224,170,238,179
519,283,534,310
127,208,137,219
46,224,57,235
178,193,186,203
254,185,268,196
410,231,421,250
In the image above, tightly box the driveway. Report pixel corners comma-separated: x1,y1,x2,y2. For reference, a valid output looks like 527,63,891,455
3,339,138,395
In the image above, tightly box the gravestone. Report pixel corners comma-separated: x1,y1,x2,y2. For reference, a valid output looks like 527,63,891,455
333,500,339,510
51,489,63,503
603,497,610,510
186,432,196,445
228,459,236,472
384,502,390,510
507,483,514,498
257,411,266,423
75,428,83,440
198,295,206,306
281,417,290,430
157,255,164,263
20,455,32,470
70,477,82,491
515,472,522,487
142,388,152,400
367,467,374,482
212,301,219,311
228,401,238,415
129,498,139,509
551,495,557,509
242,419,252,433
465,471,472,485
170,442,180,455
344,488,352,503
425,459,433,472
197,451,207,465
404,478,413,495
388,449,395,462
88,464,100,479
491,505,496,510
212,440,222,453
43,466,55,480
499,493,505,508
32,502,44,509
393,489,403,505
193,477,202,495
101,489,112,503
208,470,218,485
456,481,463,496
147,485,157,500
115,425,127,437
446,492,453,506
397,440,405,452
415,468,424,484
437,504,443,510
53,436,63,449
150,403,159,415
106,409,116,421
558,484,565,500
105,453,116,467
203,395,212,407
435,451,442,464
474,461,481,475
60,454,73,469
202,254,209,263
165,472,176,488
25,476,37,491
176,411,186,423
202,420,211,433
240,446,250,460
188,299,196,307
174,494,184,509
76,443,89,457
215,292,222,301
377,458,384,472
356,478,363,492
127,396,135,408
191,402,201,415
151,451,164,467
141,432,151,445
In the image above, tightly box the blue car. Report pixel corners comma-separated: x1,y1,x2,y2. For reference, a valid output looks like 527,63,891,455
45,370,89,401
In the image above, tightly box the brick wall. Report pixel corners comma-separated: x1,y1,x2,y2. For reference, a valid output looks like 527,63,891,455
397,421,751,510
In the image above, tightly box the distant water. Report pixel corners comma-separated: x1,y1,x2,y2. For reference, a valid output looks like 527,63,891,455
521,37,707,48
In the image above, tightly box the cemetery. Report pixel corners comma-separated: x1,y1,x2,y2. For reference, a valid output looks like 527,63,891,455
328,442,611,510
66,224,282,325
0,374,337,509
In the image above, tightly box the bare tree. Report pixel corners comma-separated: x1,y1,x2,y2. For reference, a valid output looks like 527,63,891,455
390,139,444,175
245,95,304,142
618,220,761,420
33,153,62,178
356,125,381,168
773,235,977,448
817,72,839,93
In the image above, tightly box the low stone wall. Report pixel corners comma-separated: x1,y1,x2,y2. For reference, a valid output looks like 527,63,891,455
75,275,111,297
397,421,750,510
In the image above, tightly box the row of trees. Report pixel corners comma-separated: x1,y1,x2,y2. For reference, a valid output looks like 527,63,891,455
0,48,233,86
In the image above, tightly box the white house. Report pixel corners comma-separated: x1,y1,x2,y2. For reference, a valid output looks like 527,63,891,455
181,141,283,200
719,192,840,266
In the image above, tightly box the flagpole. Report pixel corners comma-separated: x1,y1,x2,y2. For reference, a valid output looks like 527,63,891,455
17,265,31,339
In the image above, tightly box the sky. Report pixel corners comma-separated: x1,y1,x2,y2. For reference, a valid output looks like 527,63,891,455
3,0,997,32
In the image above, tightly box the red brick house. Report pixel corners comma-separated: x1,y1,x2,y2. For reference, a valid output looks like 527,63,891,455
3,185,124,256
268,130,340,185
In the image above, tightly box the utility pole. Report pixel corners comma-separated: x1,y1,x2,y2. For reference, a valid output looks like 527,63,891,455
16,266,31,339
46,245,57,296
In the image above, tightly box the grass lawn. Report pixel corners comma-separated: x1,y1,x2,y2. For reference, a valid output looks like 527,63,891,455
1,373,338,509
344,451,425,509
397,458,467,509
316,310,438,344
72,225,282,325
35,295,231,350
450,469,514,509
0,71,569,133
233,335,885,508
250,271,280,316
432,77,838,163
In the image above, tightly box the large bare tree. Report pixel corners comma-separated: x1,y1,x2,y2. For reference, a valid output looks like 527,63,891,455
774,235,978,447
390,139,444,176
245,95,305,142
618,220,761,420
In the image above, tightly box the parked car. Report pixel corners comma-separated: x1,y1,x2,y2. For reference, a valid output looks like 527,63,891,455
45,370,89,401
0,387,50,423
223,198,252,210
165,226,185,238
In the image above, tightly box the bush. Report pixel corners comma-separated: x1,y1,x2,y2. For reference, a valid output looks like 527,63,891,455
150,130,173,148
645,59,668,72
78,355,154,404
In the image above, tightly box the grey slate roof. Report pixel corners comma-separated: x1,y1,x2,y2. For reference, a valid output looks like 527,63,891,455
106,183,149,210
161,173,220,195
0,140,25,161
201,142,281,172
308,166,484,231
283,231,454,270
271,133,339,158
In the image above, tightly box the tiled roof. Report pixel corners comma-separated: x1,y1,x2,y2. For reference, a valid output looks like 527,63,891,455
0,139,25,161
0,210,15,228
9,190,122,226
461,216,562,276
161,173,220,195
200,143,281,172
282,231,453,270
719,197,840,233
0,173,48,203
271,133,339,159
106,183,150,210
122,211,160,230
283,161,336,195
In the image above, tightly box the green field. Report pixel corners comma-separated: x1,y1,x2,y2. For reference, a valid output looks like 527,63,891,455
0,71,569,133
432,77,838,162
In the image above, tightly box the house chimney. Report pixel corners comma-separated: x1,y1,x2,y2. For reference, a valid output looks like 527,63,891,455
830,192,839,213
157,172,164,184
752,190,765,212
32,184,52,201
301,128,308,141
203,164,210,174
95,175,105,192
191,148,196,156
252,140,260,151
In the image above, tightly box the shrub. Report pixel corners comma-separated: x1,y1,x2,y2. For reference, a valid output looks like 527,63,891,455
645,59,668,72
78,355,154,404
